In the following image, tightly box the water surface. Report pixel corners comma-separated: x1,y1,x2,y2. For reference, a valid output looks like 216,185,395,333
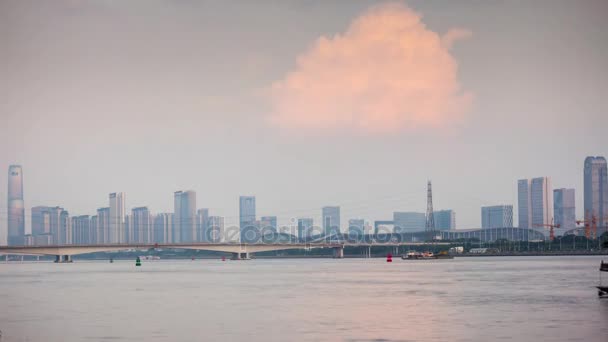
1,256,607,341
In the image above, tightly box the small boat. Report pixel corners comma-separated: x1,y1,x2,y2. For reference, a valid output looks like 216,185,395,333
401,251,453,260
599,260,608,298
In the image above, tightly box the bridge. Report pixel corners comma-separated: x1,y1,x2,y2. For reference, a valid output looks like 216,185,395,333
0,242,450,262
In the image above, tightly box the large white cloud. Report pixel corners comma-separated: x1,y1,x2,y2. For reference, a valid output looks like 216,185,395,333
267,2,473,134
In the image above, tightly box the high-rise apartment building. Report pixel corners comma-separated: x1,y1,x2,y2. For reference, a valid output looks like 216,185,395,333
197,208,209,242
174,191,196,243
97,207,110,244
208,216,225,243
132,207,152,243
153,213,173,244
297,218,314,241
322,206,340,237
109,192,125,243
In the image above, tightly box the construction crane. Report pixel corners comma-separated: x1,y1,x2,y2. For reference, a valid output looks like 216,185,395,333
575,215,608,251
533,219,559,241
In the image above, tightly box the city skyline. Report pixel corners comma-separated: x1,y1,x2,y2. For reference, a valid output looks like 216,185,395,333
2,156,608,244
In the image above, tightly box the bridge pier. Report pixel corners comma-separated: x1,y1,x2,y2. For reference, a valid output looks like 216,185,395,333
333,246,344,259
231,252,250,260
54,255,73,263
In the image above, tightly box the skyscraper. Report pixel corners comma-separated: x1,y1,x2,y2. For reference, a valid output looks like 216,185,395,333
31,206,51,236
584,156,608,233
297,218,314,241
239,196,257,243
322,206,340,237
109,192,125,243
71,215,91,245
518,179,531,229
348,219,365,236
554,188,576,230
197,208,209,242
433,210,456,230
518,177,552,229
174,191,196,243
208,216,225,243
260,216,277,234
97,207,110,244
7,165,25,245
393,212,426,233
132,207,152,243
481,205,514,229
153,213,173,244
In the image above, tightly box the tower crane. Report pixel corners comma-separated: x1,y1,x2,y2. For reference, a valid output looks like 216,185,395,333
533,219,559,241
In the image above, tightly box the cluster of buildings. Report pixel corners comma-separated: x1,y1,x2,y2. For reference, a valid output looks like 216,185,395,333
3,156,608,246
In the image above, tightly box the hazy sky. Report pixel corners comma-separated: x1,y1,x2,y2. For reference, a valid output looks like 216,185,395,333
1,0,607,233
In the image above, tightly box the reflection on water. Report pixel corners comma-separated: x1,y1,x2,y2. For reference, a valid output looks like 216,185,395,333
1,256,607,342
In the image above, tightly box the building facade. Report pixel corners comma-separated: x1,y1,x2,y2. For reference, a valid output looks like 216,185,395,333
322,206,340,237
518,177,552,229
174,191,196,243
584,156,608,233
297,218,314,241
207,216,225,243
433,210,456,231
197,208,209,242
132,207,152,243
153,213,173,244
239,196,257,243
554,188,576,230
97,207,110,244
481,205,514,229
109,192,125,244
348,219,365,236
393,212,426,233
7,165,25,245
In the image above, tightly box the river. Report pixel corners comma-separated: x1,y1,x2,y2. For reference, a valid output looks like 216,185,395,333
1,256,607,341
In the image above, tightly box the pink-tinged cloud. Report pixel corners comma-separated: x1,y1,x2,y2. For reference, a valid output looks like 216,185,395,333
267,2,473,134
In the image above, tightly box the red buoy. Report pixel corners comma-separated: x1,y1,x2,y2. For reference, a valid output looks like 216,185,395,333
386,253,393,262
221,256,226,261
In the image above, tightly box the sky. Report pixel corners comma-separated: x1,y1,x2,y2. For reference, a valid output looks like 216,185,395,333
1,0,607,235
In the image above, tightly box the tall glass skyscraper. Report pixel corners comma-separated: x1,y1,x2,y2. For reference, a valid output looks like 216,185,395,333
174,191,196,243
554,188,575,230
322,206,340,237
7,165,25,245
518,177,552,229
109,192,125,244
584,156,608,233
239,196,257,243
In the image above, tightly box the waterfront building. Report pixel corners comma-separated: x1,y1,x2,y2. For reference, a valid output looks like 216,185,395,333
554,188,576,231
31,206,51,236
208,216,225,243
393,212,426,233
97,207,110,244
7,165,25,245
584,156,608,233
153,213,173,244
239,196,257,243
297,218,314,241
174,191,196,243
481,205,514,229
196,209,209,242
132,207,152,243
109,192,125,244
518,177,552,228
433,210,456,230
71,215,91,245
322,206,340,237
348,219,365,236
260,216,277,235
